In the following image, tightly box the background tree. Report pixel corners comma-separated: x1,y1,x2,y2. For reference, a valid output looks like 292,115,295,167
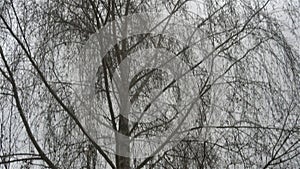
1,0,300,169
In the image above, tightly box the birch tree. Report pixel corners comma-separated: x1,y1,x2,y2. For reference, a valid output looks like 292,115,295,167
0,0,300,168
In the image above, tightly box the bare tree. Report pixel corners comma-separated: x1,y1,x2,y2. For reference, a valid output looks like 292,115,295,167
1,0,300,169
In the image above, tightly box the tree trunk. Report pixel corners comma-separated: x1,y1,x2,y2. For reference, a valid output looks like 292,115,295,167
116,39,130,169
